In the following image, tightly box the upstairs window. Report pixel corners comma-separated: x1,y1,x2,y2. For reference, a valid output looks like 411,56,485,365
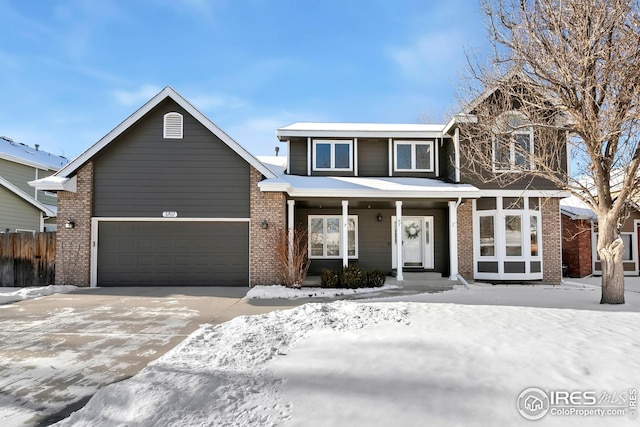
493,111,533,172
313,140,353,171
163,112,183,139
394,140,434,172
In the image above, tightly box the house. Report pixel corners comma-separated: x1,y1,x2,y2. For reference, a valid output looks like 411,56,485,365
31,86,567,287
0,136,67,232
561,196,640,277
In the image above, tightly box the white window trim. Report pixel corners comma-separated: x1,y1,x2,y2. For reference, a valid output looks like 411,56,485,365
478,213,497,259
163,112,184,139
312,139,353,171
472,196,543,280
393,140,435,172
308,215,358,259
492,131,534,173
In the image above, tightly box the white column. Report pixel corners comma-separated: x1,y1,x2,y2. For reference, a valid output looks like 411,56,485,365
287,200,295,269
342,200,349,268
449,200,459,280
395,201,403,281
307,138,312,176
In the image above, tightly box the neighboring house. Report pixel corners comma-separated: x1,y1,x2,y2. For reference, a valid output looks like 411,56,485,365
0,136,67,232
561,196,640,277
32,86,567,287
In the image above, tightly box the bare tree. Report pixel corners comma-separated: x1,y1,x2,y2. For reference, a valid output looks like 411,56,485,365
460,0,640,303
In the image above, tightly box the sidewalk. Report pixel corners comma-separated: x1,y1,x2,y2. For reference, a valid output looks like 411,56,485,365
563,275,640,293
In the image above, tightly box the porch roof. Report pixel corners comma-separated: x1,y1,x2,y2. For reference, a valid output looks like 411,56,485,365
258,175,480,199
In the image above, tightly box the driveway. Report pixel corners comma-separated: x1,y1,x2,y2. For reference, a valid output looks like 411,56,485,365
0,287,294,426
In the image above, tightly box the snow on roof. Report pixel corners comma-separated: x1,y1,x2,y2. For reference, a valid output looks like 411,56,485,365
276,122,446,139
0,136,68,170
259,175,479,198
256,156,287,177
560,196,596,220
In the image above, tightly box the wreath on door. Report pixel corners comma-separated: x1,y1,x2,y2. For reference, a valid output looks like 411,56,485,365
405,222,421,239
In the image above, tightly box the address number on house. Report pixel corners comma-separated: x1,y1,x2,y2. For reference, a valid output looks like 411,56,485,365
162,211,178,218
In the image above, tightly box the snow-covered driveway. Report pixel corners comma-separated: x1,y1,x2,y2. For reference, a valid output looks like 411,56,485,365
0,286,290,426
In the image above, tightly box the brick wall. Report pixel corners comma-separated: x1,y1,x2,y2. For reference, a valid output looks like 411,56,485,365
457,200,474,280
542,197,562,283
55,162,93,286
249,166,286,286
561,214,592,277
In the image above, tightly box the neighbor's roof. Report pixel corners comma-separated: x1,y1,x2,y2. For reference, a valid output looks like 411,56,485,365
0,136,68,170
31,87,276,191
276,122,446,140
560,196,596,220
0,176,56,217
259,175,479,199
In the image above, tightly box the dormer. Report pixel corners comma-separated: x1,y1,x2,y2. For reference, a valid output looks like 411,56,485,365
276,123,453,179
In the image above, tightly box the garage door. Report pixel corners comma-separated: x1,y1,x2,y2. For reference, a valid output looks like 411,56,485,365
97,221,249,286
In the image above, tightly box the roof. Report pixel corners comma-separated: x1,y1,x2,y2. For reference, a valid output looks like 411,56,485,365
0,176,56,217
0,136,68,170
32,87,276,191
276,122,446,140
256,156,287,176
560,196,596,220
258,175,479,199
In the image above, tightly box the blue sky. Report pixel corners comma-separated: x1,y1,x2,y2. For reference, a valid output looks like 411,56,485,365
0,0,487,159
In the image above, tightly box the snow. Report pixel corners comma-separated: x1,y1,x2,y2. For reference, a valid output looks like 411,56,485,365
245,284,399,300
55,282,640,426
0,285,76,305
277,122,445,132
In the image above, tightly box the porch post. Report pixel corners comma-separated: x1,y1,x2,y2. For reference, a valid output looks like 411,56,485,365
395,201,403,281
448,200,459,280
287,200,295,270
342,200,349,268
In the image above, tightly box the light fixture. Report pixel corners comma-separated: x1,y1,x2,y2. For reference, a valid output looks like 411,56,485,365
377,213,383,222
261,219,269,229
65,219,75,229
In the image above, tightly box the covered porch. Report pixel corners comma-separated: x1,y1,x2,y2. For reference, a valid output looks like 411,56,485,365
259,175,479,281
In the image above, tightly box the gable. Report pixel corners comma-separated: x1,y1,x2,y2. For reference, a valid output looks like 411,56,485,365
93,98,250,218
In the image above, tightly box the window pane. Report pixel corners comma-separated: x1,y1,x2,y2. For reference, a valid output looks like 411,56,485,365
505,215,522,256
529,197,539,210
310,218,324,256
494,137,511,169
416,144,431,170
479,216,495,256
326,218,340,256
348,218,356,256
315,143,331,169
334,143,350,169
396,144,412,169
514,134,531,167
530,216,538,256
623,234,632,261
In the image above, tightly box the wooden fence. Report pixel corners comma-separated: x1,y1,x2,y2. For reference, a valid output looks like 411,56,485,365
0,232,55,287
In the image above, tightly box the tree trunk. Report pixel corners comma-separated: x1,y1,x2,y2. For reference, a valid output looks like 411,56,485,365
598,221,625,304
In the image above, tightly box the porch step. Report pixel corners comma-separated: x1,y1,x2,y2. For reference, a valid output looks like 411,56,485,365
391,270,443,280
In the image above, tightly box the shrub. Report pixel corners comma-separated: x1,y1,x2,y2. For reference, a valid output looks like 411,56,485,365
340,265,368,289
320,268,340,288
367,269,386,288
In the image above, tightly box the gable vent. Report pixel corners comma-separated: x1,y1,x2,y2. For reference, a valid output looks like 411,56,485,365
163,112,183,139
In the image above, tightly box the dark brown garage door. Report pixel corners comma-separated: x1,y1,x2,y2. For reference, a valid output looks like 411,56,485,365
97,221,249,286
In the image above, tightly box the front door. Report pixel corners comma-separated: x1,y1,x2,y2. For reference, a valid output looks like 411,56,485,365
392,216,434,269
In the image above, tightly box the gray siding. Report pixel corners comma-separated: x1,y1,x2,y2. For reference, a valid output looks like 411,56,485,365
36,169,58,205
289,138,307,175
0,187,40,231
357,139,388,176
442,138,456,182
93,99,250,218
296,207,449,276
0,159,36,197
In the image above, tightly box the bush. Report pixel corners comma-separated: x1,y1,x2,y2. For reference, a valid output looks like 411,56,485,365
320,268,340,288
340,265,368,289
367,269,386,288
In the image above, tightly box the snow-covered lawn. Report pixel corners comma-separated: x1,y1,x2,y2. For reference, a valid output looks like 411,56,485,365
57,283,640,426
0,285,76,305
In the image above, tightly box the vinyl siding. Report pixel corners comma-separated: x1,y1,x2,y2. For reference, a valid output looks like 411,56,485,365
0,187,40,231
36,169,57,205
288,138,307,175
93,99,250,218
357,139,388,176
0,159,36,197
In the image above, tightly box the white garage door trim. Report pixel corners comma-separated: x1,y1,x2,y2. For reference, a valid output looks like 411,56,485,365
90,217,251,287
